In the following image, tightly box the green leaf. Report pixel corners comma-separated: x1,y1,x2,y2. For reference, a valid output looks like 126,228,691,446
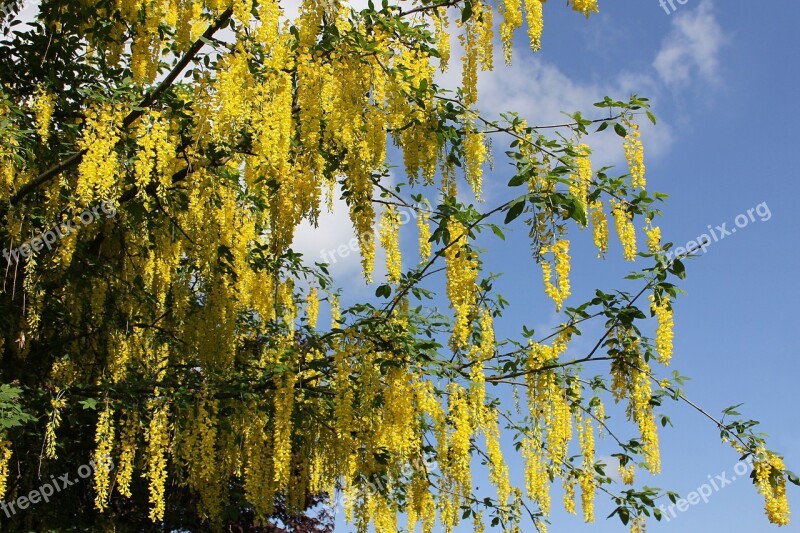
490,224,506,240
461,0,473,23
670,259,686,279
504,197,526,224
375,284,392,298
507,173,527,187
614,123,627,137
79,398,99,411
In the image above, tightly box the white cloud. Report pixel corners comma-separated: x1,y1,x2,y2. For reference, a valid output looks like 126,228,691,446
469,54,675,172
653,0,726,88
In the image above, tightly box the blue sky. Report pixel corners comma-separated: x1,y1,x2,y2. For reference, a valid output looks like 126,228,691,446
289,1,800,531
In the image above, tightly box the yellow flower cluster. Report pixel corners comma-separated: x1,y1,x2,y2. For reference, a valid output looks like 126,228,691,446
500,0,523,62
570,144,593,224
44,395,66,459
590,200,609,257
306,287,319,329
76,104,122,205
444,220,478,348
458,1,494,107
379,205,402,283
435,8,451,71
0,440,11,499
540,239,571,311
630,515,647,533
623,115,646,189
645,221,661,253
525,0,545,51
563,477,577,515
93,406,115,511
329,293,341,328
650,294,674,365
754,449,791,525
524,339,572,520
474,1,494,71
464,120,487,200
0,104,18,195
178,397,223,523
611,332,661,473
484,409,511,510
116,412,138,498
33,87,55,141
570,0,600,17
578,415,596,522
133,111,176,195
272,373,296,490
619,462,635,485
146,400,170,522
611,200,637,261
417,209,432,261
447,384,473,502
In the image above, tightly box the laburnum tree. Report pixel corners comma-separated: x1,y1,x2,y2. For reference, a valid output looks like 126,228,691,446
0,0,796,531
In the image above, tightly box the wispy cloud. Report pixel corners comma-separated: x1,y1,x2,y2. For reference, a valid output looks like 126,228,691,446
653,0,726,88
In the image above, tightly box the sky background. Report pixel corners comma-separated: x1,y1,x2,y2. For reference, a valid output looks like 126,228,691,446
294,0,800,531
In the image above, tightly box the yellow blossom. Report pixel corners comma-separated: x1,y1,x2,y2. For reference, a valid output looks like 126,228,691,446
623,115,646,189
417,209,432,261
611,200,637,261
650,294,674,365
93,406,115,511
306,287,319,329
645,221,661,253
379,205,402,283
570,0,599,17
33,87,55,141
754,449,791,525
0,440,12,499
590,200,609,257
525,0,545,51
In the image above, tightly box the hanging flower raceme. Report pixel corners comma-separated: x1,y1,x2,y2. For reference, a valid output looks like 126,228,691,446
93,405,115,511
380,205,402,283
146,397,170,522
590,200,609,257
570,144,593,224
306,287,319,328
570,0,600,17
623,114,646,189
540,239,571,311
611,200,637,261
444,220,479,349
33,86,55,142
650,294,674,365
645,219,662,253
753,449,791,525
76,103,123,205
0,440,12,499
